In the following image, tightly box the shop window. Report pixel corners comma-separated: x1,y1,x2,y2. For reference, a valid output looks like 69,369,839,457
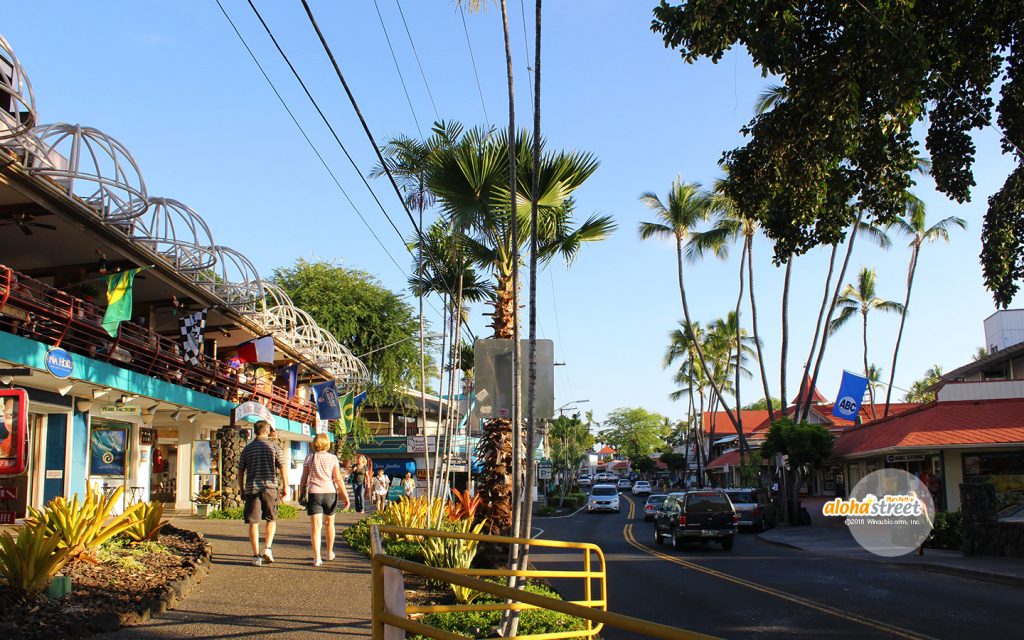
392,414,416,437
963,452,1024,512
368,421,390,436
290,441,309,469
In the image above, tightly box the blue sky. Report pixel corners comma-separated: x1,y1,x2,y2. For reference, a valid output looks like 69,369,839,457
6,1,1020,425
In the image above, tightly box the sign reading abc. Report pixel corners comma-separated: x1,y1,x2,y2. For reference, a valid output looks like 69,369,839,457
835,396,859,417
44,347,74,379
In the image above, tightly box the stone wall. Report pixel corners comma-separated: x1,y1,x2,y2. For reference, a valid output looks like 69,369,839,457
960,482,1024,557
217,426,246,509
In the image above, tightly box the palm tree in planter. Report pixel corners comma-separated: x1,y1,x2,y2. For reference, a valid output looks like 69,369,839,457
828,267,905,419
883,197,966,416
428,128,615,533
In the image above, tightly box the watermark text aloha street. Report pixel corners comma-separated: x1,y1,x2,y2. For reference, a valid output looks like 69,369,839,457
822,494,925,518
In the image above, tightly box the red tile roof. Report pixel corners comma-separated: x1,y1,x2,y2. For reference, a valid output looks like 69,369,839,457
706,450,741,469
831,398,1024,458
702,410,770,435
794,374,828,405
597,445,616,455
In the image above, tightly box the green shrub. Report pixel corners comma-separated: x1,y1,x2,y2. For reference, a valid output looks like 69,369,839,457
536,505,558,516
206,504,298,520
342,514,424,561
416,582,587,639
26,486,143,561
123,501,169,542
925,511,962,550
0,524,71,599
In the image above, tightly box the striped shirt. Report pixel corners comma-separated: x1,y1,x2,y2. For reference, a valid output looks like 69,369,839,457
304,451,341,494
238,437,284,493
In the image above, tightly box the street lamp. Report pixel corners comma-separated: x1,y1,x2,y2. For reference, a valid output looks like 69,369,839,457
357,332,444,359
556,399,589,416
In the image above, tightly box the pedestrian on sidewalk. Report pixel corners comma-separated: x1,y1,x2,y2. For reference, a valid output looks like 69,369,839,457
401,471,416,499
371,467,390,512
238,420,289,566
298,434,350,566
351,454,370,513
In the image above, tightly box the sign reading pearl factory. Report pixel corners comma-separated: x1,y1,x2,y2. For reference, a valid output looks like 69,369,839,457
44,347,74,379
98,404,141,418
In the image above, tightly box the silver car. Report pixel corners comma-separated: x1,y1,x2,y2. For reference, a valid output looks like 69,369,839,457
587,484,620,513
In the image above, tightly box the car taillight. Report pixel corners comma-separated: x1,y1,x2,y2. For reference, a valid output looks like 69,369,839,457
732,513,739,524
678,515,686,526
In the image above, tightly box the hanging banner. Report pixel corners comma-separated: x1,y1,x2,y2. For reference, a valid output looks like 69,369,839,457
832,371,870,420
178,308,208,366
90,427,127,476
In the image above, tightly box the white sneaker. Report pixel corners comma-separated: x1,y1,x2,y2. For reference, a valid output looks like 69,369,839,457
263,547,275,563
328,552,336,561
313,559,322,567
252,555,263,566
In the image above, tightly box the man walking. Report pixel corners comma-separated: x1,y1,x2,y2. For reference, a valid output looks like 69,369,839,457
238,420,289,566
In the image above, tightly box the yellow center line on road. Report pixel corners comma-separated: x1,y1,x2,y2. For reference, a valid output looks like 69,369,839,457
620,495,936,640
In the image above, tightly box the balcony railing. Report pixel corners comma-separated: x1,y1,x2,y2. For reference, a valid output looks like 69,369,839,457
0,264,316,424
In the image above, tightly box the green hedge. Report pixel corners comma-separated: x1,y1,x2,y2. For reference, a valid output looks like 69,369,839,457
925,511,962,550
206,504,299,520
342,514,424,562
415,582,587,639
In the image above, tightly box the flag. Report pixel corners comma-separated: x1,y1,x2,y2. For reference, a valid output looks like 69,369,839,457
101,269,141,337
352,391,367,410
237,335,275,364
832,371,870,421
313,380,341,420
278,364,299,399
340,391,355,435
177,308,208,366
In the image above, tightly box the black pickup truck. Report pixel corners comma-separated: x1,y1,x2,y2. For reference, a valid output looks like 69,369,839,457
654,490,738,550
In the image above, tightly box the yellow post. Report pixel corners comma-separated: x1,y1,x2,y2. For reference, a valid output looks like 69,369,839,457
584,548,593,635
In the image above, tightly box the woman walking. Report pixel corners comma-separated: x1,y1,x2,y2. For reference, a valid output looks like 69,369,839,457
351,454,370,514
371,467,390,512
298,434,350,566
401,471,417,499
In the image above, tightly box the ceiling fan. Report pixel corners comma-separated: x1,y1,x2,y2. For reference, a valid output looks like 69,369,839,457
0,211,57,235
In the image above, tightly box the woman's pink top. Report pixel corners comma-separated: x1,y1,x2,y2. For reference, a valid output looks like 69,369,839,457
304,451,340,493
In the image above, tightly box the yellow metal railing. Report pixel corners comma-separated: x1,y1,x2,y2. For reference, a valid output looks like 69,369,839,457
369,525,720,640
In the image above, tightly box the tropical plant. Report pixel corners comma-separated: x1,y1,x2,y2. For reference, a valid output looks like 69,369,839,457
598,407,672,461
0,523,71,599
760,418,835,524
191,487,221,505
26,486,143,561
974,347,990,362
904,365,944,403
828,267,905,418
883,197,966,416
379,496,448,539
419,519,487,604
446,488,483,522
548,413,595,507
123,501,170,543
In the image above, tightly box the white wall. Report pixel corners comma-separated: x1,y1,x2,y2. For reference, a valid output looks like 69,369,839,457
942,450,964,511
937,380,1024,401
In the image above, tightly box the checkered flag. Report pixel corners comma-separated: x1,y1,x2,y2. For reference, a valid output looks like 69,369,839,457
178,308,208,366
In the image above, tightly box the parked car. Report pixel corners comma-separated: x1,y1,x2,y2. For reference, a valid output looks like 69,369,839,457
577,474,592,487
643,494,667,521
587,484,620,513
632,480,652,496
654,490,738,550
617,477,633,490
722,488,775,532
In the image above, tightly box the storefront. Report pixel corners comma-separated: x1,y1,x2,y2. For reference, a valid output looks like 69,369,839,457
962,450,1024,513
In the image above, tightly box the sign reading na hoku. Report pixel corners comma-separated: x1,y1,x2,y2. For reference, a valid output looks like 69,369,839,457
231,400,275,427
44,347,74,379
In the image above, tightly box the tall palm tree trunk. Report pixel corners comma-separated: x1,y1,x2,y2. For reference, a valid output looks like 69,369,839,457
432,293,451,496
733,244,746,442
780,256,793,413
444,273,466,492
802,210,865,422
862,311,875,419
675,237,748,452
746,238,775,420
884,246,919,416
798,244,838,420
417,203,432,517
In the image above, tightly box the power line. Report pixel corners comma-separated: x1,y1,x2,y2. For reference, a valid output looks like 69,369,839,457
296,0,477,343
458,4,489,126
214,0,405,277
519,0,534,105
394,0,440,120
371,0,423,137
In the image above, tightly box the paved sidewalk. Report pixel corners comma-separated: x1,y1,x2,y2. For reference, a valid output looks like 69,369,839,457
108,510,373,639
759,523,1024,586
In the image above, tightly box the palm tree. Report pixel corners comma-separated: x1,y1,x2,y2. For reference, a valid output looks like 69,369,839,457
883,197,966,416
866,364,884,418
639,179,750,451
828,267,905,419
427,128,614,535
974,347,989,361
904,365,943,403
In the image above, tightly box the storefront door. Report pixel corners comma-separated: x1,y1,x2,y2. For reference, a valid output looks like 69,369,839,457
43,413,67,503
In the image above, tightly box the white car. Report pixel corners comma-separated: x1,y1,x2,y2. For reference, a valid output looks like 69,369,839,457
587,484,620,513
577,474,592,487
632,480,652,496
594,472,616,482
617,477,633,490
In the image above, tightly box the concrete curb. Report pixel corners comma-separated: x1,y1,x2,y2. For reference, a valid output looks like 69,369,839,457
116,528,214,629
757,532,1024,587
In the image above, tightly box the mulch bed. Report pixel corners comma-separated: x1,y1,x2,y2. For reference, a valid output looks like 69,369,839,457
0,526,208,640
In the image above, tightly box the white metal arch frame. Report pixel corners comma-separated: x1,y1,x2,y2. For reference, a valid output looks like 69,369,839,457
195,246,264,312
27,123,148,222
0,34,36,142
134,197,218,273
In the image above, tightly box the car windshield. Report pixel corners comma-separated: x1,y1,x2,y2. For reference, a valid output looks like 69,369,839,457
686,493,732,513
646,495,666,506
726,491,756,504
591,486,617,496
635,481,650,486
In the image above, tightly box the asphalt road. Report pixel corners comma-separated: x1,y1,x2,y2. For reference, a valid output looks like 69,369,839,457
529,493,1020,640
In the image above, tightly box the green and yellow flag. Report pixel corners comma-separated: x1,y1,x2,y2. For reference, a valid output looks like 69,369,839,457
101,269,140,337
340,391,355,436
